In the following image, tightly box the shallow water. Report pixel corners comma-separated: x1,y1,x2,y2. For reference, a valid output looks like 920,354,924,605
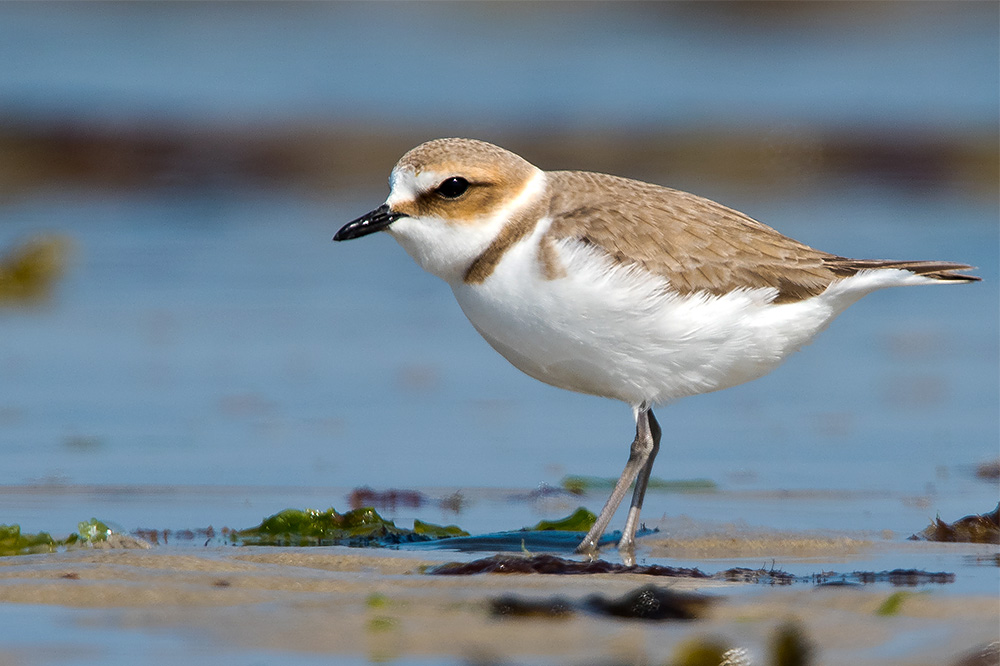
0,4,997,664
0,603,451,666
0,539,994,666
1,3,996,129
1,183,996,532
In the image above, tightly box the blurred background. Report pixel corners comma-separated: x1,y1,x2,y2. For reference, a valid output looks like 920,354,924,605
0,2,997,536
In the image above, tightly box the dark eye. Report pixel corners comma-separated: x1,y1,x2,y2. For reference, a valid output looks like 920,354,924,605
435,177,470,199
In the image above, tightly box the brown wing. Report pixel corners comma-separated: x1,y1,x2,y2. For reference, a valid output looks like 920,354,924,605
543,171,978,303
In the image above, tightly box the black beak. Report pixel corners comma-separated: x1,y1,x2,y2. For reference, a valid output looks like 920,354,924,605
333,204,405,241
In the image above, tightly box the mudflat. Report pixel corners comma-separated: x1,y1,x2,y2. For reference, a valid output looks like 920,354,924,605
0,535,996,666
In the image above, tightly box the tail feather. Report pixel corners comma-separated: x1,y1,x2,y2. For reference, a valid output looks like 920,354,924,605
823,257,981,283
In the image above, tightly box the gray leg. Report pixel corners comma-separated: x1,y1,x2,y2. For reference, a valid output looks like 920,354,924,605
575,406,659,563
618,409,661,564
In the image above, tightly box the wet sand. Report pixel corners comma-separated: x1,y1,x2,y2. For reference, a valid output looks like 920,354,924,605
0,535,996,665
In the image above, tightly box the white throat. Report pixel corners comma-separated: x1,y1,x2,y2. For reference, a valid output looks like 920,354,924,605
385,168,547,284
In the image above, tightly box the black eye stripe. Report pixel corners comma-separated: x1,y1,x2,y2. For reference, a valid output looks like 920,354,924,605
435,177,470,199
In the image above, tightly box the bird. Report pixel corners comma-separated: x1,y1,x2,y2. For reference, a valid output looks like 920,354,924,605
333,137,979,564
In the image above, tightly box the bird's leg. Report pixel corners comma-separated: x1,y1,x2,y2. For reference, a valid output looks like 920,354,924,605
618,408,661,565
575,405,657,562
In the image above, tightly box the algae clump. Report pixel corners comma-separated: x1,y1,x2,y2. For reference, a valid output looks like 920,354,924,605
413,519,469,538
236,507,469,547
0,519,128,556
77,518,113,544
528,507,597,532
0,524,58,556
0,235,73,306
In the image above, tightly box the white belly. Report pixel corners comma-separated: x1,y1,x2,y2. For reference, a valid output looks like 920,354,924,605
450,236,878,407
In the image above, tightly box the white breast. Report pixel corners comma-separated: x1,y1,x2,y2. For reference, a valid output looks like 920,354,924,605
449,231,886,407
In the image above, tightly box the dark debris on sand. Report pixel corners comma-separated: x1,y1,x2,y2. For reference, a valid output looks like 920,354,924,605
716,566,796,585
491,583,711,621
911,505,1000,545
429,554,708,577
428,554,955,587
814,569,956,586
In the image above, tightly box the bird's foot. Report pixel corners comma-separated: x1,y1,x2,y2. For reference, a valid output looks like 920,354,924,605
617,538,637,568
575,539,600,561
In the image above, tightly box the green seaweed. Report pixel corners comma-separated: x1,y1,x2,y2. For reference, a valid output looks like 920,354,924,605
366,616,397,632
365,592,391,609
671,638,732,666
235,507,405,546
77,518,112,543
528,507,597,532
234,507,471,547
0,524,58,556
0,235,73,306
875,591,912,616
0,518,121,556
561,475,716,495
413,519,469,538
771,621,813,666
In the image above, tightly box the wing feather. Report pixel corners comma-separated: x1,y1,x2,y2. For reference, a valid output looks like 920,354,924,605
544,171,837,303
543,171,979,302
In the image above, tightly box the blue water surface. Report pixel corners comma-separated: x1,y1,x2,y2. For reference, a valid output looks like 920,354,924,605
0,181,995,534
0,5,996,665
